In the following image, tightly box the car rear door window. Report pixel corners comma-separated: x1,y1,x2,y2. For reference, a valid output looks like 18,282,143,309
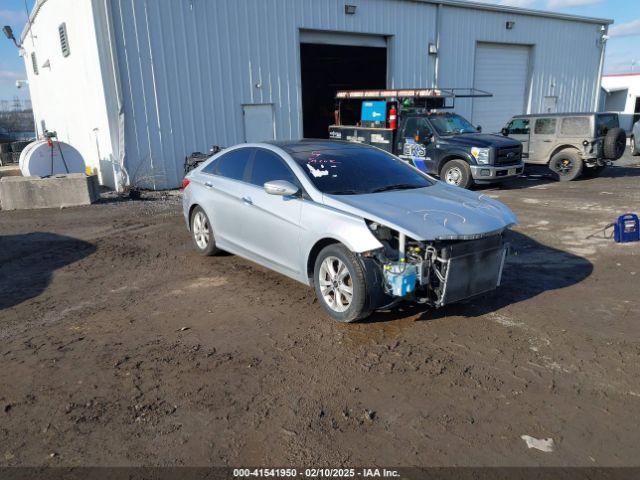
212,148,252,181
249,149,299,187
534,118,556,135
560,117,589,136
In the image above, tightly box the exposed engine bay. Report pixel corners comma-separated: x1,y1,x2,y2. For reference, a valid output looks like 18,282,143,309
364,221,508,307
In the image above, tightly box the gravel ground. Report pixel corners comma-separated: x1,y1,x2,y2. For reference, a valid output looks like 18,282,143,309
1,151,639,467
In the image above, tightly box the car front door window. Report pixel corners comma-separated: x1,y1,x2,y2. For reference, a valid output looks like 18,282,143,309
249,149,299,188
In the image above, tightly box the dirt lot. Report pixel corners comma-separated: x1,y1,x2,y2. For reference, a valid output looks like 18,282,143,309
1,153,639,467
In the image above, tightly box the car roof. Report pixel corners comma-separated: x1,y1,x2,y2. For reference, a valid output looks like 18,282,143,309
264,139,373,154
512,112,617,119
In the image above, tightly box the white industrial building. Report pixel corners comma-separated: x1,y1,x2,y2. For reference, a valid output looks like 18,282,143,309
18,0,611,189
601,73,640,132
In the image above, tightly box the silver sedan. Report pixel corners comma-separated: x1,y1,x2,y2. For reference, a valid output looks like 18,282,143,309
182,140,517,322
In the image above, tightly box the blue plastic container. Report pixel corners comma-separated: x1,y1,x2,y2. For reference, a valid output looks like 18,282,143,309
614,213,640,243
384,262,417,297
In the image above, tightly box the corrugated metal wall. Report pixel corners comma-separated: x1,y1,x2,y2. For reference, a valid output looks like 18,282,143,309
110,0,437,188
438,5,604,122
109,0,604,189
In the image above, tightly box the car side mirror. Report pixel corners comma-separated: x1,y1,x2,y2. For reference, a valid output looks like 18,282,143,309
264,180,299,196
476,125,482,133
501,127,509,136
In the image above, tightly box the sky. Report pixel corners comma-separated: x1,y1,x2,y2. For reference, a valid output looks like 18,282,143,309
0,0,638,104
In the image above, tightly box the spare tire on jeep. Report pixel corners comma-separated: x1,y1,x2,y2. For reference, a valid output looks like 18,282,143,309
603,127,626,160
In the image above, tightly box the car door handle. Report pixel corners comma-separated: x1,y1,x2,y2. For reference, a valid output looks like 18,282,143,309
242,196,253,205
204,181,213,188
542,140,552,143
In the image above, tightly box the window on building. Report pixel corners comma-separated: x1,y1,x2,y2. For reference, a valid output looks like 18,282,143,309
560,117,589,136
58,23,70,57
249,149,298,187
507,118,530,135
31,52,39,75
534,118,556,135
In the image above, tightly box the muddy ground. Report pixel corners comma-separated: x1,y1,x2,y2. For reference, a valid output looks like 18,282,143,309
1,154,639,467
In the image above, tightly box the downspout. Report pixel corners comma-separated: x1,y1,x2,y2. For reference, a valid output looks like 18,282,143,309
433,3,442,88
594,24,608,112
103,0,128,191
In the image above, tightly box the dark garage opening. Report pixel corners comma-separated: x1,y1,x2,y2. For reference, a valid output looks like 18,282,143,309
300,43,387,139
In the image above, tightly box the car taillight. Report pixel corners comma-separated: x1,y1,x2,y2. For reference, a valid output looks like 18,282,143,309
181,178,190,189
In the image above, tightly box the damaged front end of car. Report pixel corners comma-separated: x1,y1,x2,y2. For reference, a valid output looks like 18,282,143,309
362,221,509,308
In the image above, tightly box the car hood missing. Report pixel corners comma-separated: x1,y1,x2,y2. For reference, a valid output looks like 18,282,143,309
323,182,517,241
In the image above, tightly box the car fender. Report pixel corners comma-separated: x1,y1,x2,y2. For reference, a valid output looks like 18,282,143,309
299,200,383,285
436,150,474,173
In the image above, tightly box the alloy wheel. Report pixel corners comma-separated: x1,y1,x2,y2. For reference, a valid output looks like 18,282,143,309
318,256,353,313
555,158,574,176
192,211,210,249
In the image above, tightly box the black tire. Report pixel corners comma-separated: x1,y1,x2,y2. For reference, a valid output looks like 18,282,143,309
583,165,606,178
631,136,639,156
603,127,626,160
549,149,583,181
190,206,220,256
440,159,473,189
313,243,370,323
0,143,11,154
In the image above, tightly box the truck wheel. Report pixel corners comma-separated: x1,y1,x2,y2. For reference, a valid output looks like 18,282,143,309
631,136,639,156
441,159,473,189
549,150,583,181
313,244,369,323
190,206,220,256
603,127,626,160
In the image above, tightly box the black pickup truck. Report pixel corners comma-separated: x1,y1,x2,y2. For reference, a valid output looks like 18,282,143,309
329,88,524,189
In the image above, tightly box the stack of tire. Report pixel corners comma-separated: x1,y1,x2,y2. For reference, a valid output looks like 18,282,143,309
0,140,31,167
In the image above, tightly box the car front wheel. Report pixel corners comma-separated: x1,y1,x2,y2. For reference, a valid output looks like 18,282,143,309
313,244,369,323
441,159,473,189
190,206,220,256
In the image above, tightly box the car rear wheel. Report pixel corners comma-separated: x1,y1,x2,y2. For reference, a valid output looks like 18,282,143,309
441,159,473,189
549,150,583,181
190,206,220,256
632,136,639,156
313,244,369,323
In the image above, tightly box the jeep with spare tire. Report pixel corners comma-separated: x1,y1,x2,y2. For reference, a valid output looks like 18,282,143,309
501,112,626,181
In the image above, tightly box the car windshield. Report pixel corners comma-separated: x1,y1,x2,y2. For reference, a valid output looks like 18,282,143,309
429,114,477,135
291,147,434,195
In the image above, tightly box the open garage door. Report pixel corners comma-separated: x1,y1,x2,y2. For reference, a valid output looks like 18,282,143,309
300,33,387,138
472,43,531,134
